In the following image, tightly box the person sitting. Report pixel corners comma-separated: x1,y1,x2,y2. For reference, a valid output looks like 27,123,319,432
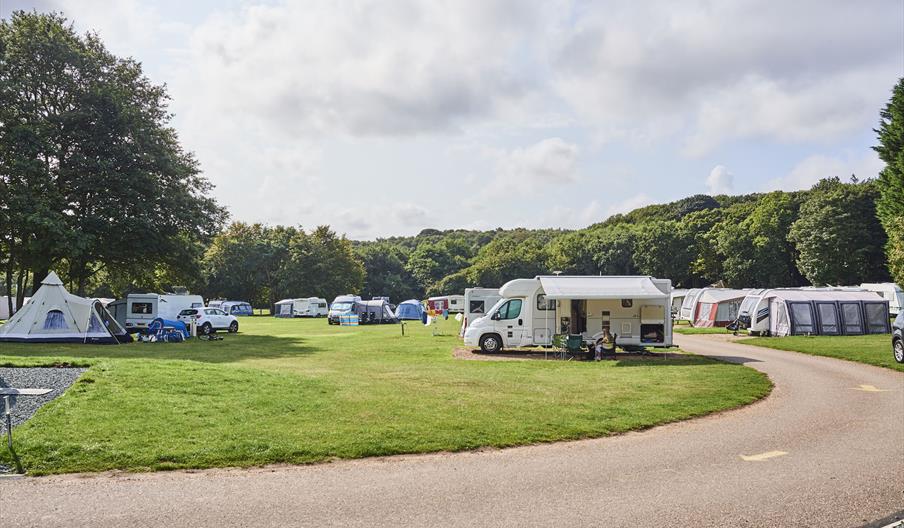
594,329,617,360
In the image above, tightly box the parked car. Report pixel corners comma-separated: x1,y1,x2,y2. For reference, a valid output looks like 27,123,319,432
893,312,904,364
177,308,239,335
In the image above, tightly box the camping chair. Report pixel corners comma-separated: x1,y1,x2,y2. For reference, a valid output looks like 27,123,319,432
551,334,584,360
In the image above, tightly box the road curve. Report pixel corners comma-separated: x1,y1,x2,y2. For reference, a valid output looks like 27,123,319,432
1,335,902,527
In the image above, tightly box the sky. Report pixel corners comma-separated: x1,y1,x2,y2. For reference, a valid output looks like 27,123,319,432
2,0,902,239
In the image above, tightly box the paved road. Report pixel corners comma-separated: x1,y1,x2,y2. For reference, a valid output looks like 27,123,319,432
1,335,902,527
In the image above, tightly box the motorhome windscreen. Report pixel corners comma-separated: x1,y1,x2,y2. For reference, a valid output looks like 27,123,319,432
486,298,507,316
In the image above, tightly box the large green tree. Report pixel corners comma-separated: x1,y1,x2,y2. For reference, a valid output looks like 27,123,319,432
356,243,421,301
788,179,888,285
0,11,223,305
874,77,904,285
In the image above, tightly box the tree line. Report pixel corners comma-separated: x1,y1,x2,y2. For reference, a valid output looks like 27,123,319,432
1,12,902,311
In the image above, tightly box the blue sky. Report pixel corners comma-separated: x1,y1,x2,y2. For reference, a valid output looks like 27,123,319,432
3,0,901,239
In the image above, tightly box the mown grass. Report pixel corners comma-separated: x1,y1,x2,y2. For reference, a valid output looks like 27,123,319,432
0,317,770,475
740,334,903,372
673,326,746,335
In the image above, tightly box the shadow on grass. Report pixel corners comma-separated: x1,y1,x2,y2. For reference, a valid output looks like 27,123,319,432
0,333,317,365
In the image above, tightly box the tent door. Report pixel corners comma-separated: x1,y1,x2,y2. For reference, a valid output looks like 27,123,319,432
814,302,841,335
788,302,816,335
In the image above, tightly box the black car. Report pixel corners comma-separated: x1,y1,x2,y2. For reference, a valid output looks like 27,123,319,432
893,312,904,364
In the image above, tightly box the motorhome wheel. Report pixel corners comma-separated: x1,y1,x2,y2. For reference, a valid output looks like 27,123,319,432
479,334,502,353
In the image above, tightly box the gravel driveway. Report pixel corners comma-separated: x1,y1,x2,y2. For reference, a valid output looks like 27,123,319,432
0,367,86,434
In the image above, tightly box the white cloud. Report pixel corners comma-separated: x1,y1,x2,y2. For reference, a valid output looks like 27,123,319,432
767,151,885,191
492,137,579,186
706,165,734,195
605,193,653,218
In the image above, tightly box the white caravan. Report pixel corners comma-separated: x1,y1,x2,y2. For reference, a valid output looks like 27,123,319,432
463,275,672,353
274,297,329,318
670,289,688,316
677,288,702,322
109,293,205,332
427,295,465,313
459,287,502,337
735,288,890,336
859,283,904,316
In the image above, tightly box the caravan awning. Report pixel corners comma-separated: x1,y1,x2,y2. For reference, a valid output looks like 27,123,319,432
537,276,668,300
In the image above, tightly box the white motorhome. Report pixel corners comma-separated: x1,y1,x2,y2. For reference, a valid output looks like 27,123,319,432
109,293,204,332
274,297,329,318
460,287,502,337
463,275,672,353
736,288,890,336
860,283,904,316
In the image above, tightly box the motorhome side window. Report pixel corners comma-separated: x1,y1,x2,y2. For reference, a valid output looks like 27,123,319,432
536,294,554,310
497,299,522,320
131,302,152,314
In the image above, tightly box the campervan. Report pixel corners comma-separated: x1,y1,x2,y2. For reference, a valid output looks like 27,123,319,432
735,288,890,336
109,293,205,332
463,275,672,353
274,297,328,318
460,288,502,337
328,294,362,325
220,301,254,316
860,283,904,316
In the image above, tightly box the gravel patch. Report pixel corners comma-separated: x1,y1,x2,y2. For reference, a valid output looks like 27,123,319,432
0,367,87,434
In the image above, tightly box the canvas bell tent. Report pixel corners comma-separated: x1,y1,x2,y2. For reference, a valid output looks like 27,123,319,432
735,288,890,337
0,272,132,344
691,288,749,328
395,299,425,320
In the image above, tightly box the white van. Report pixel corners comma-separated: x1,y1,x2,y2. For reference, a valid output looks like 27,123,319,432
109,293,205,332
460,288,502,337
463,275,672,353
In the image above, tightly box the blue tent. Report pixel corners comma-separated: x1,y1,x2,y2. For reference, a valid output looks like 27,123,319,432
395,299,424,320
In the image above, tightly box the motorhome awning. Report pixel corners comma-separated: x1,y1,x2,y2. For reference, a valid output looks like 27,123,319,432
537,276,668,300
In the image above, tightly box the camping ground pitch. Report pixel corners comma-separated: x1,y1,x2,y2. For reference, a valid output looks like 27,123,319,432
0,317,770,475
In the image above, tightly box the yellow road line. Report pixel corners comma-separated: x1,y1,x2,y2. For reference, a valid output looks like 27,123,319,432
851,384,889,392
740,450,788,462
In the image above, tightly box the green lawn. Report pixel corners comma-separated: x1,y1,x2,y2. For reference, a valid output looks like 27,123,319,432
673,326,746,335
740,334,903,372
0,317,770,475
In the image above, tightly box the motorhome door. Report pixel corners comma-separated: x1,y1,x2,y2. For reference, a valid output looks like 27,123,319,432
495,299,525,346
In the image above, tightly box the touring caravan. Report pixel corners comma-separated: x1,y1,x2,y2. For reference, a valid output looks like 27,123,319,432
427,295,465,314
677,288,702,322
109,293,204,333
860,283,904,316
274,297,328,318
691,289,749,327
735,288,890,336
669,289,688,317
460,287,502,337
463,275,672,353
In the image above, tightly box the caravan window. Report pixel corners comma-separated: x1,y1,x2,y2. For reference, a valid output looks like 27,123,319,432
864,303,889,334
537,294,554,310
496,300,522,320
43,310,68,330
789,303,815,335
840,303,864,335
131,302,153,314
469,300,485,314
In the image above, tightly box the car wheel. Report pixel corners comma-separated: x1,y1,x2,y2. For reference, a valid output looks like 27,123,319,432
479,334,502,353
200,322,212,335
894,338,904,364
228,321,239,333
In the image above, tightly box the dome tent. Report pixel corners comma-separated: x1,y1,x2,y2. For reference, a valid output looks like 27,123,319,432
395,299,424,320
0,272,132,344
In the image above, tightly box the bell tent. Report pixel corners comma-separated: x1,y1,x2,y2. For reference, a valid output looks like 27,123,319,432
0,272,132,344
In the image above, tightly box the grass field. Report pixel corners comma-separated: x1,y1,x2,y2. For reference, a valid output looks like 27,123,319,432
673,326,746,335
0,317,770,475
740,334,903,372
